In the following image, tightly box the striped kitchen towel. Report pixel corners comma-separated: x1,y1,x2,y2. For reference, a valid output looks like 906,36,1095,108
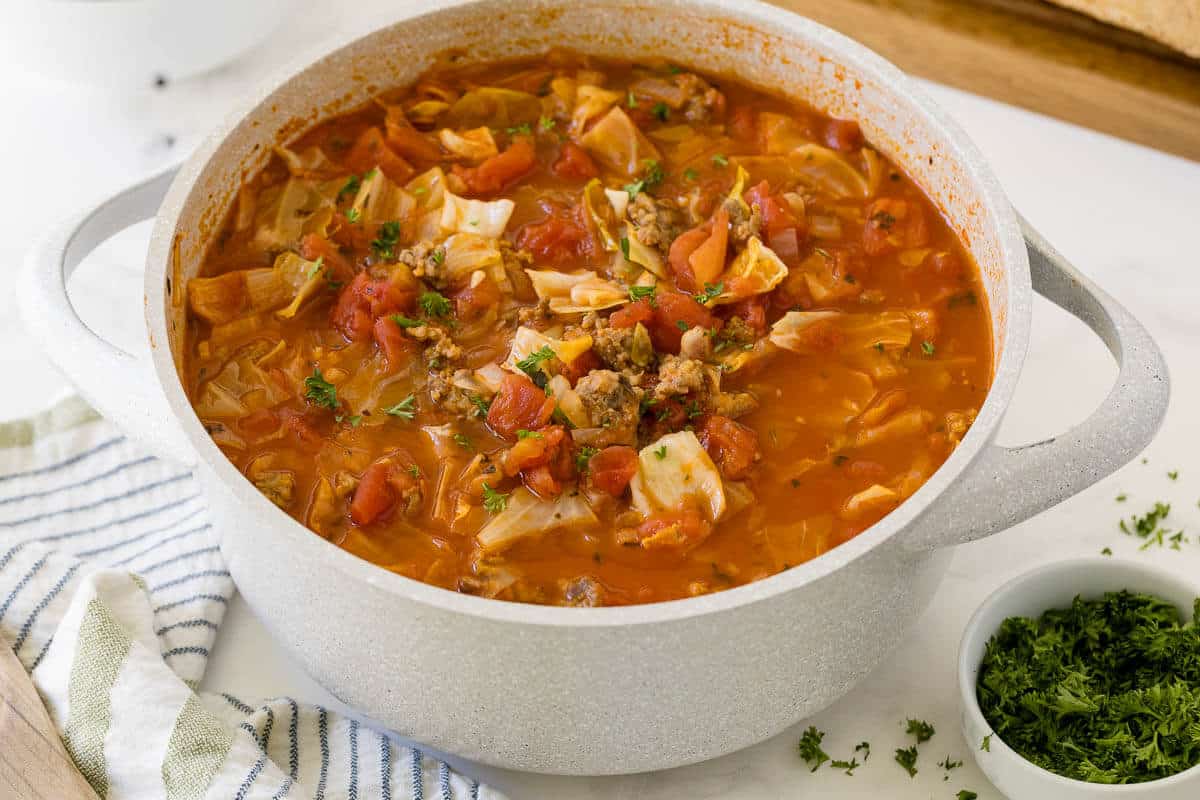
0,395,505,799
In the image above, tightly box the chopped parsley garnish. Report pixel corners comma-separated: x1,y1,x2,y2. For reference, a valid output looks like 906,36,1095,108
694,282,723,304
1101,546,1113,555
619,236,631,261
575,445,599,474
981,735,992,752
629,284,657,306
453,433,474,451
956,792,978,800
651,102,670,121
539,115,556,131
303,368,338,410
906,719,936,743
855,741,871,760
517,429,543,440
482,483,509,514
344,208,361,224
515,345,556,381
407,464,422,479
383,394,417,420
814,246,831,259
939,756,963,771
976,591,1200,784
1116,493,1128,502
337,174,361,200
430,247,445,266
390,314,423,328
468,393,492,417
412,186,429,197
921,340,936,356
675,320,690,332
623,159,665,198
653,445,668,460
685,400,703,420
683,167,699,181
419,290,452,318
306,256,326,279
829,757,859,776
1168,469,1180,480
1119,501,1188,550
506,122,532,135
894,745,919,778
797,726,830,772
711,153,729,167
371,220,401,259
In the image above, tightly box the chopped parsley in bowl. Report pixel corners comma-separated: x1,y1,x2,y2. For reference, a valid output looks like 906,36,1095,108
959,558,1200,799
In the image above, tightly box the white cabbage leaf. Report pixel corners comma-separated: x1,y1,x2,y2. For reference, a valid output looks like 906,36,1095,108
525,269,627,314
477,488,598,553
438,127,498,163
629,431,726,522
439,190,515,237
711,236,789,305
770,310,913,355
579,107,661,177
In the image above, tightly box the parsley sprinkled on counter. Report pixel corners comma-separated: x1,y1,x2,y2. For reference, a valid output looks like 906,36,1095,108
304,368,338,410
798,726,830,772
976,591,1200,784
906,718,935,743
956,791,978,800
894,745,919,778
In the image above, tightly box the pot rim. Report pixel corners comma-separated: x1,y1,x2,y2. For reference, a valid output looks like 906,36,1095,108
145,0,1030,628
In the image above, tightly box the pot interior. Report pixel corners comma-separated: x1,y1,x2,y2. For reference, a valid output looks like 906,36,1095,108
157,0,1017,379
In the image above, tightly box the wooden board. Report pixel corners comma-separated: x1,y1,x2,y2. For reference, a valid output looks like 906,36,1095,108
769,0,1200,162
0,637,98,800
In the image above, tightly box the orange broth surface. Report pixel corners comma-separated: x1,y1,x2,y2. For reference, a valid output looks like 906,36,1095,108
185,52,992,606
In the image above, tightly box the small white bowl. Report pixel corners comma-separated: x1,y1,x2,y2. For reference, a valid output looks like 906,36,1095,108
959,558,1200,799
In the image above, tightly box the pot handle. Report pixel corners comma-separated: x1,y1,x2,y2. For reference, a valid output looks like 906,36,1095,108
18,166,197,466
911,216,1170,550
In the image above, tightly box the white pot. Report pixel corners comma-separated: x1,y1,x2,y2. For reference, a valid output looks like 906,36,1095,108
18,0,1170,775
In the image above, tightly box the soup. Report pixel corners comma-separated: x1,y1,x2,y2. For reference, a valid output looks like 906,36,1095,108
184,52,992,606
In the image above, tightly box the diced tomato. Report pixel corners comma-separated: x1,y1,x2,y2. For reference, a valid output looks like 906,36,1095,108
331,272,417,342
863,197,929,256
278,407,326,447
744,181,804,258
384,110,442,163
238,408,279,437
823,118,864,152
729,105,758,143
561,349,602,385
372,316,418,370
637,510,712,551
588,446,638,497
486,373,557,439
698,415,759,479
552,142,599,181
668,227,708,292
504,426,568,476
298,233,354,283
328,212,372,252
343,126,414,185
515,201,596,266
930,251,962,280
350,460,396,526
452,275,502,321
453,138,537,196
648,290,717,353
847,459,888,482
522,464,563,498
722,296,767,336
609,298,655,330
688,207,729,287
349,454,421,526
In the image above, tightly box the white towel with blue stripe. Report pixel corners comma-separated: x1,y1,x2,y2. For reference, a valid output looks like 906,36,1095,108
0,395,506,799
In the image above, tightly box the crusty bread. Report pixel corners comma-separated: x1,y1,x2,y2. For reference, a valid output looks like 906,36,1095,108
1044,0,1200,58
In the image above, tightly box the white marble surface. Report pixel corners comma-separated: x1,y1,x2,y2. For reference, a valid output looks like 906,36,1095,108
3,3,1200,798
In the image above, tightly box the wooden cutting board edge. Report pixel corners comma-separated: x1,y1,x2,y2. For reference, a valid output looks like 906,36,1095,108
769,0,1200,163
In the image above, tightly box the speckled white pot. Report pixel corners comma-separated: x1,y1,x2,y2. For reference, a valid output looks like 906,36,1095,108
20,0,1170,775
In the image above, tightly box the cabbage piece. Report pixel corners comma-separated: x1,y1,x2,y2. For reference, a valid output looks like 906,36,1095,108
503,326,594,375
350,168,415,228
622,222,667,278
605,188,630,218
252,177,337,251
797,365,877,431
194,343,292,420
546,375,589,428
525,268,627,314
841,484,900,521
274,145,337,177
441,233,505,286
711,237,788,305
274,252,327,319
759,112,811,154
438,127,498,163
791,144,870,199
647,124,696,144
477,488,598,553
439,190,514,237
582,179,621,252
629,76,690,108
406,166,447,211
714,338,777,374
579,107,661,177
629,431,726,522
405,100,450,126
188,250,317,325
770,310,913,355
570,85,622,132
444,87,541,129
473,363,507,394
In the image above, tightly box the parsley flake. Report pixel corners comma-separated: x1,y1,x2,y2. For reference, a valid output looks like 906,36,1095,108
694,282,723,304
506,122,532,135
651,102,670,121
384,394,417,420
391,314,423,329
629,284,657,306
419,290,452,318
337,174,361,200
482,483,509,514
303,368,338,410
921,340,936,356
906,719,935,743
894,746,919,778
517,429,543,440
453,433,474,451
619,236,631,261
344,208,361,224
711,153,729,167
653,445,668,460
371,220,401,259
683,167,699,181
575,445,599,474
515,346,556,381
539,115,556,131
797,726,830,773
